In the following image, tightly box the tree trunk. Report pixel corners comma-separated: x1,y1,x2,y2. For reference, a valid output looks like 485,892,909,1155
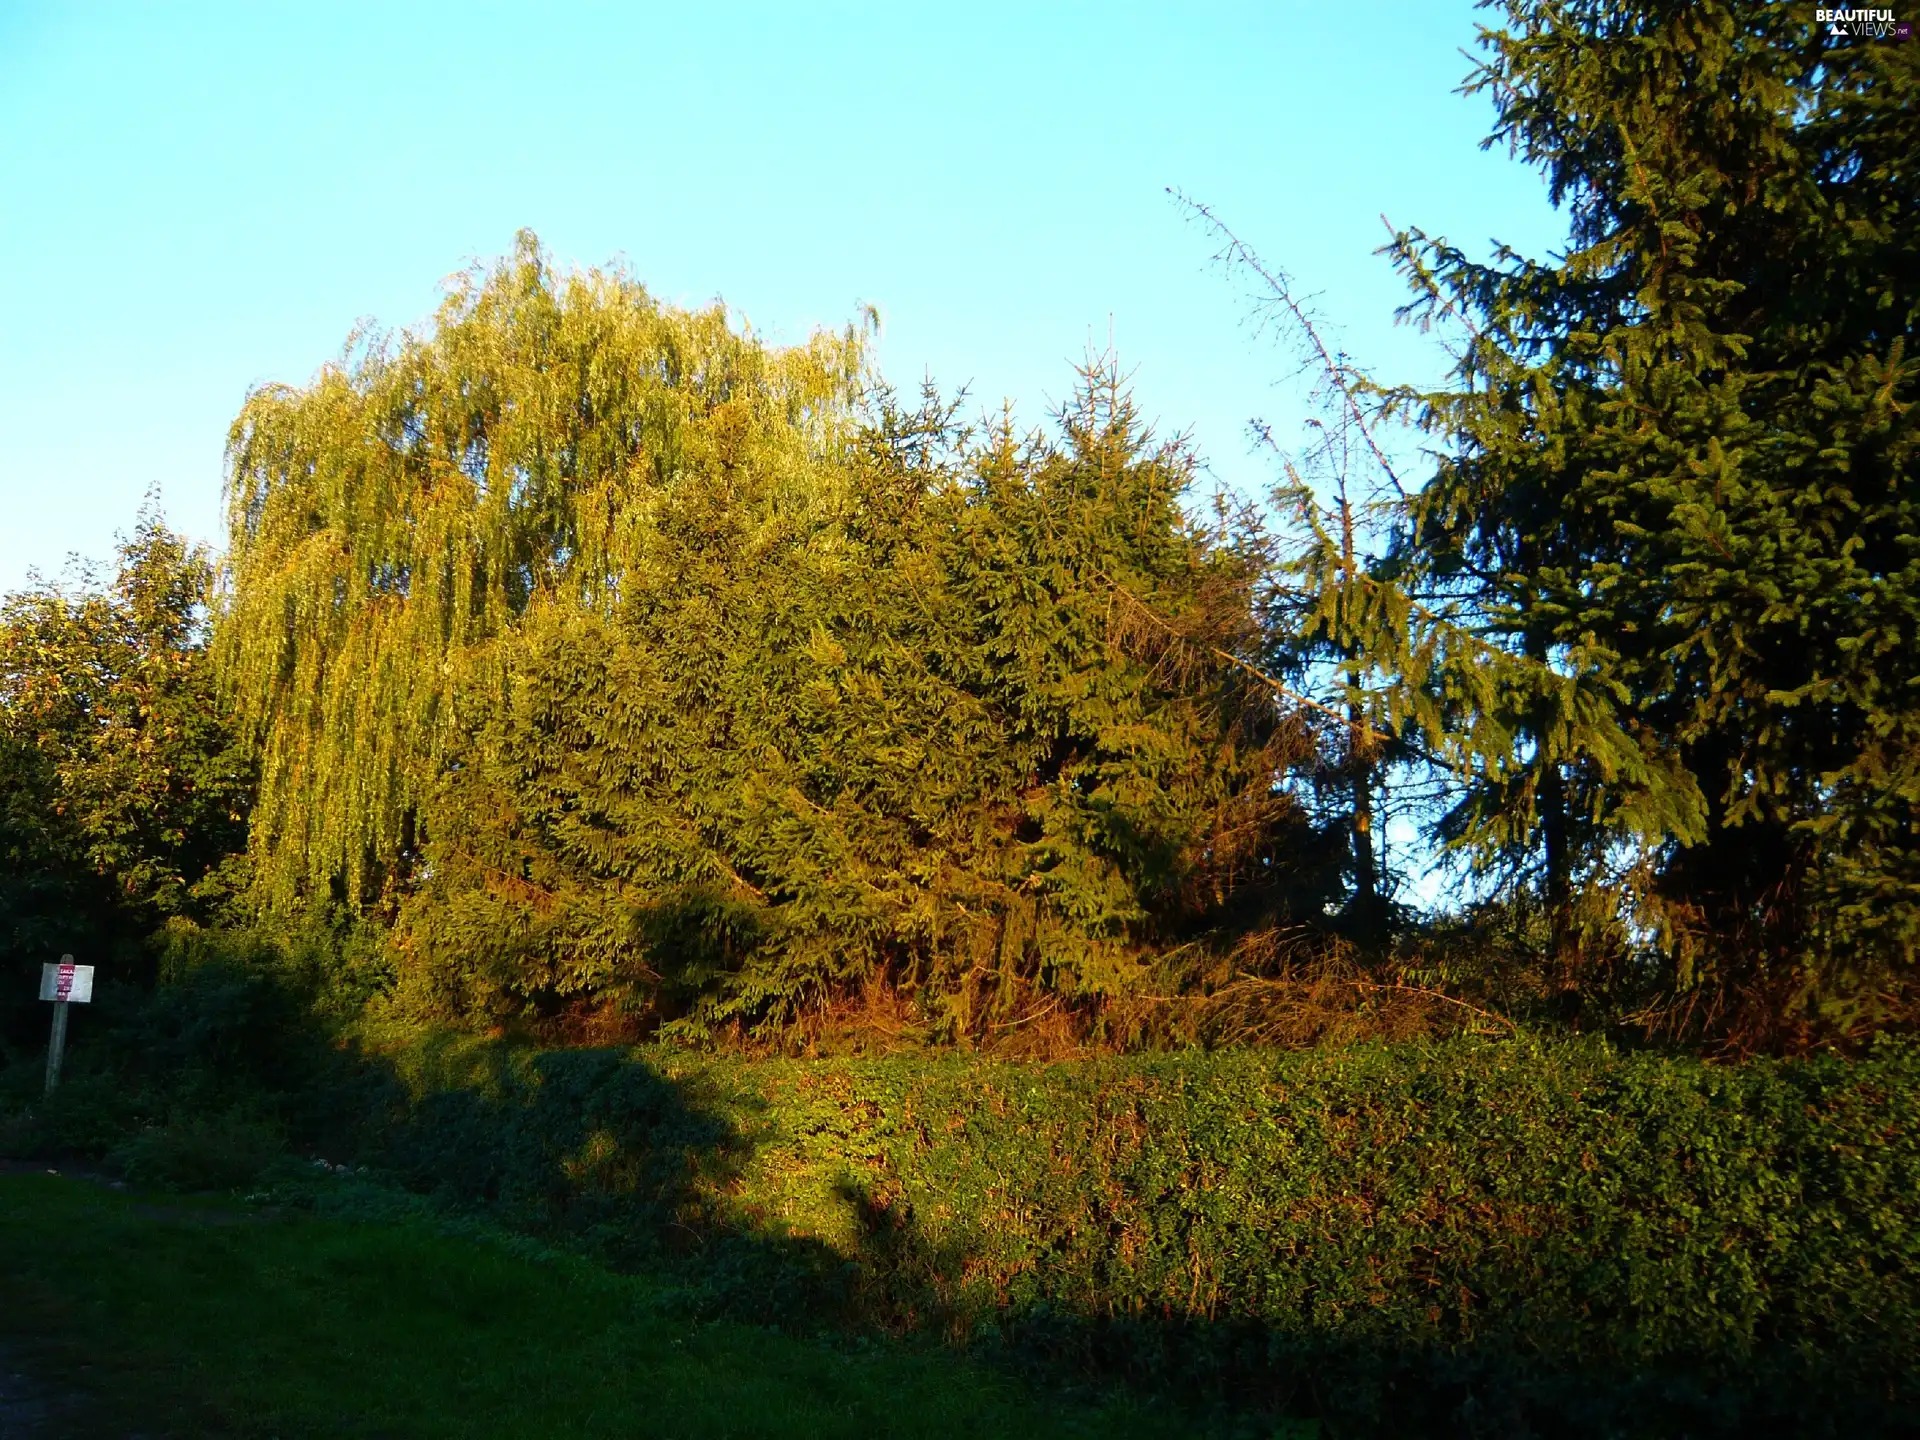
1540,758,1577,992
1350,700,1379,928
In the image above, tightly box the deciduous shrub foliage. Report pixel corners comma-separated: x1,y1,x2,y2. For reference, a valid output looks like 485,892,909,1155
0,517,252,1037
338,1030,1919,1436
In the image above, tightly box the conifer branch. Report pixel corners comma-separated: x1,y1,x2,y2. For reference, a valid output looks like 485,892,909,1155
1100,575,1388,741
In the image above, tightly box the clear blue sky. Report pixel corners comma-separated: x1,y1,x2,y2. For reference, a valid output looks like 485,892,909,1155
0,1,1565,592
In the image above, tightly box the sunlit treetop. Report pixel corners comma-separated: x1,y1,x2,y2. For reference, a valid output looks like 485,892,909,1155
219,231,870,907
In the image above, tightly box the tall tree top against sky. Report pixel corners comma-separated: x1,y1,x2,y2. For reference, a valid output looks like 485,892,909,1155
0,0,1564,592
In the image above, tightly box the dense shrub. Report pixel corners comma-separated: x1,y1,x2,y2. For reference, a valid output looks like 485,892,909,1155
218,240,1341,1039
326,1033,1919,1437
112,1111,283,1192
0,926,333,1166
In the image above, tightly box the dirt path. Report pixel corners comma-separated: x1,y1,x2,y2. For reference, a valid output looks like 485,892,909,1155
0,1166,225,1436
0,1342,76,1438
1,1169,99,1433
0,1160,278,1225
0,1159,119,1184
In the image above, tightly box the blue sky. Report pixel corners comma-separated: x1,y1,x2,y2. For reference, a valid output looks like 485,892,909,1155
0,1,1566,592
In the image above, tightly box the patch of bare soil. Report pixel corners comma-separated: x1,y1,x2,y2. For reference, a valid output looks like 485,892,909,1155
0,1164,273,1435
0,1160,280,1225
0,1342,83,1439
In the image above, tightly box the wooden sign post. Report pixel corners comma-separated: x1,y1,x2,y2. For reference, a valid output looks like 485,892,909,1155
39,955,94,1095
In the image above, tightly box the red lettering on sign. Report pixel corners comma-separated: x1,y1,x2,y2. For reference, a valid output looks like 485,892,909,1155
56,963,74,1001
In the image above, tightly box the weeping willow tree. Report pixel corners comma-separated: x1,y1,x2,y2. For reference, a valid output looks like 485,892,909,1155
220,231,865,913
219,235,1337,1036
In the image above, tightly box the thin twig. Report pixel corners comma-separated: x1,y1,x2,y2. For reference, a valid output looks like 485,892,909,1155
1174,191,1409,500
990,996,1063,1031
1347,981,1517,1032
1102,576,1391,743
1136,971,1517,1035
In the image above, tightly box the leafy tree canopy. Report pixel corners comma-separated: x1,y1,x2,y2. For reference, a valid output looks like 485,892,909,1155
0,511,253,1036
220,236,1336,1036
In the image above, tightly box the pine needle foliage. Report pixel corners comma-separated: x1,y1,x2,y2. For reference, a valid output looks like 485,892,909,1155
1383,1,1919,1042
218,237,1334,1035
1180,196,1696,998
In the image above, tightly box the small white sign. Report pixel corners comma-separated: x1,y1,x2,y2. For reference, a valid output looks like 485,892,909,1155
39,958,94,1004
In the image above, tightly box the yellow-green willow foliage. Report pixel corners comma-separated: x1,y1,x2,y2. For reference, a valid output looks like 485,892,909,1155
219,232,865,909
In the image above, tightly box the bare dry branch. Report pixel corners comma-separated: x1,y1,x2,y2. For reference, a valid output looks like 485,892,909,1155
1173,191,1410,501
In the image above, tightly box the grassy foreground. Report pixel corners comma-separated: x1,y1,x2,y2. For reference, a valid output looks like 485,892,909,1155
10,1026,1917,1436
0,1173,1219,1440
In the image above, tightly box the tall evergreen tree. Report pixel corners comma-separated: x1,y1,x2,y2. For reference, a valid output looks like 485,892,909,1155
1182,194,1685,987
1385,0,1918,1042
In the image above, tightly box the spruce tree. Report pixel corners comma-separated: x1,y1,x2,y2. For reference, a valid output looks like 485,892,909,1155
1387,0,1918,1042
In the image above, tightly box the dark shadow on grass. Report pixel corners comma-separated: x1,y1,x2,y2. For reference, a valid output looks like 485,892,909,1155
847,1168,1920,1438
337,1037,866,1326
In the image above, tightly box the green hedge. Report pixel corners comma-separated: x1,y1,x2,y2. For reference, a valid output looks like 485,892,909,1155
10,978,1915,1436
329,1033,1919,1437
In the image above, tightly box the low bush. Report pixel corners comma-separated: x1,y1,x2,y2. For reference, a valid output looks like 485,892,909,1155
7,964,1914,1435
321,1033,1920,1437
112,1111,284,1192
0,1063,149,1160
0,931,329,1172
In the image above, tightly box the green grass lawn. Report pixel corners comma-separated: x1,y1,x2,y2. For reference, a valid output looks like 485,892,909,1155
0,1172,1215,1439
